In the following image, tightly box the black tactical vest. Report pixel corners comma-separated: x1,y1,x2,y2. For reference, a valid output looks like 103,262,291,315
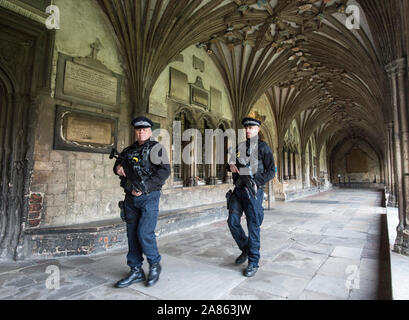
124,140,156,178
236,139,264,177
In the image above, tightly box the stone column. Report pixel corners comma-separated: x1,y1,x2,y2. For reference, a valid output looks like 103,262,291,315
387,122,396,205
396,58,409,254
301,152,306,188
185,131,198,187
283,150,288,180
386,58,409,255
267,179,274,209
288,152,294,180
207,136,217,185
316,156,321,189
384,128,390,192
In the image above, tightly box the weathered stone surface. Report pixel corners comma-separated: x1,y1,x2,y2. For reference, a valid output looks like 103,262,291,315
2,188,388,300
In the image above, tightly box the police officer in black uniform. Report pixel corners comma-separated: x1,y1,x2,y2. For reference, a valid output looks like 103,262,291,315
227,116,275,277
113,116,170,288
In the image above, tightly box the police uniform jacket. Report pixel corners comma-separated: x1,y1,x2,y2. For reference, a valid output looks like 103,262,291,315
113,139,171,193
228,138,275,188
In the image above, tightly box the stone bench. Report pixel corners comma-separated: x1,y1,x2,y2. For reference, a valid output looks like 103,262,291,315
23,202,227,260
386,205,409,299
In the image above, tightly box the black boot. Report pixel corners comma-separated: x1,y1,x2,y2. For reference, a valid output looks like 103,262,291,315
115,267,146,288
243,264,258,277
146,263,162,287
235,250,248,265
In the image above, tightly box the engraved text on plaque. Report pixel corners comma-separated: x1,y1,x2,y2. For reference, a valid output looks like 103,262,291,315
63,114,114,146
63,61,117,106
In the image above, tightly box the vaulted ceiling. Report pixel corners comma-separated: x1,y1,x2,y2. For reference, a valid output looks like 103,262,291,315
97,0,407,161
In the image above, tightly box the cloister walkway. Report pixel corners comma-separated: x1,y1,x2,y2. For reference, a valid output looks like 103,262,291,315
0,188,391,300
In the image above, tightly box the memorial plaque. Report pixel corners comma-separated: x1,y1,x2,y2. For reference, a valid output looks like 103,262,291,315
64,114,114,146
191,86,209,108
54,106,117,154
63,61,117,106
170,53,184,63
193,55,205,72
149,99,168,118
55,53,122,112
210,87,222,113
17,0,50,11
169,67,189,103
190,76,209,109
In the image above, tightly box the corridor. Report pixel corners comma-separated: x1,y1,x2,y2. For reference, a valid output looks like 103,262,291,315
0,188,391,300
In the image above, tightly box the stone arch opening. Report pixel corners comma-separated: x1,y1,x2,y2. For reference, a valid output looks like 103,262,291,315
0,63,27,261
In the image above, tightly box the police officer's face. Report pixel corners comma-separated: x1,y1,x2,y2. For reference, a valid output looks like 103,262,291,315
135,127,152,143
245,125,260,139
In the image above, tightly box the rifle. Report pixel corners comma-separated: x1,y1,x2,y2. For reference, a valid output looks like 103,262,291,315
235,174,257,199
110,148,148,194
226,189,233,210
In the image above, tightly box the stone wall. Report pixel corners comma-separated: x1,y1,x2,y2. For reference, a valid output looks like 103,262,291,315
29,1,235,229
27,0,332,233
30,0,130,228
332,139,381,184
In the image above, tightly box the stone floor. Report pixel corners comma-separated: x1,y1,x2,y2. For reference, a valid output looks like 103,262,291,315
0,188,392,300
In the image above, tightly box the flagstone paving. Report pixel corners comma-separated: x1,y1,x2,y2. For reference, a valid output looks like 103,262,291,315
0,188,392,300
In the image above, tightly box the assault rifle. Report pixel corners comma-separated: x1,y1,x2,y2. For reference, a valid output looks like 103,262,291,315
109,148,148,194
235,174,257,199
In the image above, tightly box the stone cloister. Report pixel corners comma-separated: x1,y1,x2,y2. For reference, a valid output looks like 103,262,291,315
0,0,408,300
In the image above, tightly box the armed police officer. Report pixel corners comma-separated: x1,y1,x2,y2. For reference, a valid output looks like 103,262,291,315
227,116,275,277
113,116,170,288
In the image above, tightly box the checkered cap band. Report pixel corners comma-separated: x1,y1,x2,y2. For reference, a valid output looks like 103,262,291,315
133,121,151,127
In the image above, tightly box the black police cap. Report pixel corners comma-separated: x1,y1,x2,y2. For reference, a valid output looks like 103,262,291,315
241,117,261,127
131,116,153,129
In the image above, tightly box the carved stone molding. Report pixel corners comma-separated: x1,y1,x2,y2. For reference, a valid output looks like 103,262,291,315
385,58,407,77
0,0,48,23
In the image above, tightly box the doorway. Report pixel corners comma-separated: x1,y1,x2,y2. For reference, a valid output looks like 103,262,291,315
0,7,53,260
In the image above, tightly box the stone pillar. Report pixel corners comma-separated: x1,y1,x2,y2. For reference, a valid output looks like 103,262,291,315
207,137,217,185
267,179,274,209
301,152,306,188
384,130,390,191
316,156,321,189
386,58,409,255
283,150,288,180
289,152,294,179
185,132,197,187
387,122,396,205
396,58,409,254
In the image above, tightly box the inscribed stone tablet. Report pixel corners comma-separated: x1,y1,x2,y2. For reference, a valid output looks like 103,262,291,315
169,67,189,103
210,87,222,113
63,61,117,106
63,113,114,146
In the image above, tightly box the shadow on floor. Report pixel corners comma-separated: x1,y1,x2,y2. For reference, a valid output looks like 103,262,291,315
378,214,392,300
